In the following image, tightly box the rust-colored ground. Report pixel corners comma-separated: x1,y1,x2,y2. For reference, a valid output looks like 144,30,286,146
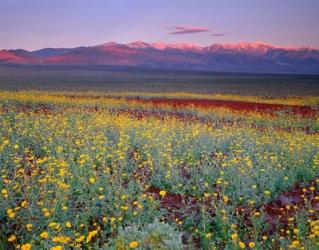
148,178,318,243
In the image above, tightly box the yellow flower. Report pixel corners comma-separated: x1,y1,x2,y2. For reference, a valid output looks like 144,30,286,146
1,189,8,198
49,222,57,228
7,209,15,219
129,241,139,248
254,211,261,217
223,196,229,203
205,232,212,239
52,236,70,244
99,195,105,200
264,190,271,196
159,190,166,197
59,169,65,177
40,231,49,239
289,240,300,248
75,235,85,242
86,229,98,243
21,200,28,208
89,177,96,184
239,241,245,249
50,246,62,250
26,223,33,231
21,243,32,250
8,234,16,242
248,242,255,248
133,201,139,206
231,233,238,241
110,217,116,223
65,221,72,228
42,207,51,217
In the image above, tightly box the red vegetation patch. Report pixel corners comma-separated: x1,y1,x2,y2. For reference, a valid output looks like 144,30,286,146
118,109,316,135
130,97,317,116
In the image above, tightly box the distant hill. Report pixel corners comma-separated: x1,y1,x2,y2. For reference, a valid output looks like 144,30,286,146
1,41,319,74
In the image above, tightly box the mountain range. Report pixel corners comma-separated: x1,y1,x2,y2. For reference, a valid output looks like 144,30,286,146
1,41,319,74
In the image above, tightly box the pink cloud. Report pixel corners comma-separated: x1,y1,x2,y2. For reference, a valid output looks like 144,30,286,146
168,26,210,35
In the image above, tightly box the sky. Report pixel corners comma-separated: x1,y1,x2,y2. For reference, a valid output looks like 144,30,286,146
0,0,318,51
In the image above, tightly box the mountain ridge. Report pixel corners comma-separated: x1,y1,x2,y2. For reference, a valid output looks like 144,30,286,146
1,41,318,74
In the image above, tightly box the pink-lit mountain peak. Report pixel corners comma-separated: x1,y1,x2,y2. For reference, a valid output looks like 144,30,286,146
96,41,311,53
210,41,281,52
127,41,151,49
97,41,205,52
211,41,314,52
99,41,121,48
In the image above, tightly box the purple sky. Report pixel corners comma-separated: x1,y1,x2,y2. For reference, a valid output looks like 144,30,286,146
0,0,318,50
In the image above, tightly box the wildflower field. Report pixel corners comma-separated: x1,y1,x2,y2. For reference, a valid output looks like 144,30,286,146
0,91,318,249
